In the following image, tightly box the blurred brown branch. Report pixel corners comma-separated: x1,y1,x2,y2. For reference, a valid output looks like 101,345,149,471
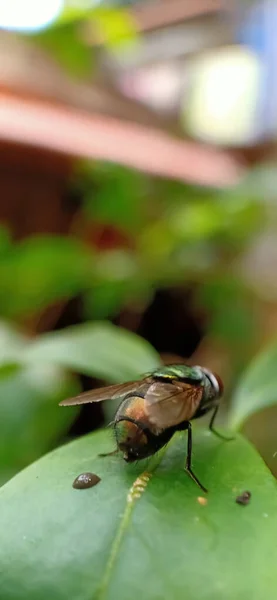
0,89,244,187
133,0,221,32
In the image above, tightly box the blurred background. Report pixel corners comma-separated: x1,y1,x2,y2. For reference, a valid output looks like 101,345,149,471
1,0,277,485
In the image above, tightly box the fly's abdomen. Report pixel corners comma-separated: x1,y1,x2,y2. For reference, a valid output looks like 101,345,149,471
114,395,152,460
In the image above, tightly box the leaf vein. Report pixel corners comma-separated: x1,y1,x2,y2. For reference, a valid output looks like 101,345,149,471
94,448,167,600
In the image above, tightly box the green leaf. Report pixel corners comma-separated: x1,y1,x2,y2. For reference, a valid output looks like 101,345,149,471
0,363,79,485
0,321,27,366
53,4,138,53
85,7,138,51
199,277,256,359
0,236,92,319
24,322,160,382
229,339,277,429
0,429,276,599
82,164,146,232
84,281,130,320
0,320,80,484
35,23,93,77
56,1,92,25
0,225,12,256
0,321,82,484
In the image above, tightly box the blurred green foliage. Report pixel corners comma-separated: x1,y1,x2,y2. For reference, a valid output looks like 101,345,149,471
0,322,78,484
35,22,93,77
34,3,138,76
230,337,277,429
3,5,277,596
0,162,265,328
0,233,93,319
76,162,265,330
0,157,271,485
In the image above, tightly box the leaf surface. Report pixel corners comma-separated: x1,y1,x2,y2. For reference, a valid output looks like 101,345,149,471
229,338,277,428
25,322,160,382
0,428,276,600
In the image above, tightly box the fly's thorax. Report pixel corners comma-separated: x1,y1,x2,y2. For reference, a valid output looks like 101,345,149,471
150,364,204,383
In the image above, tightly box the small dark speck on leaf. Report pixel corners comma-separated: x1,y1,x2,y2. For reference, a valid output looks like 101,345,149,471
72,472,101,490
236,491,251,506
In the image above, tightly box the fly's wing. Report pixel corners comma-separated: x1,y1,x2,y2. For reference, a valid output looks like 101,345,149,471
59,380,145,406
144,381,203,429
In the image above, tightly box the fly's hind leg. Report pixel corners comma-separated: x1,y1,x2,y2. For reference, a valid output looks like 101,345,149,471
185,422,208,494
209,405,234,441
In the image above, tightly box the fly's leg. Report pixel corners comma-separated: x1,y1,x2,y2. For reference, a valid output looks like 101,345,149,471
99,420,119,457
209,405,234,441
98,449,119,458
185,422,208,494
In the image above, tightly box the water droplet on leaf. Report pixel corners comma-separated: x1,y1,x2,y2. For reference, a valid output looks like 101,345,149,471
72,472,101,490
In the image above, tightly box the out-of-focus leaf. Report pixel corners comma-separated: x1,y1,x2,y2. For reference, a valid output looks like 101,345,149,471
0,226,12,256
138,222,176,265
0,321,79,484
0,429,276,600
56,1,92,25
84,250,147,319
83,164,146,232
84,279,152,321
0,321,27,367
0,364,79,485
34,23,92,76
199,277,256,353
54,4,138,51
84,281,131,320
84,247,153,319
89,7,138,50
230,339,277,429
94,250,137,281
169,202,224,241
168,195,263,245
24,322,161,382
0,236,93,319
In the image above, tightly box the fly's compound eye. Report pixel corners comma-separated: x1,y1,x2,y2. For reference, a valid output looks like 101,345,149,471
213,373,224,397
198,367,224,398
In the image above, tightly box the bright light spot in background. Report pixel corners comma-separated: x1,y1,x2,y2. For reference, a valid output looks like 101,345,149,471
0,0,64,32
185,46,261,147
119,64,181,114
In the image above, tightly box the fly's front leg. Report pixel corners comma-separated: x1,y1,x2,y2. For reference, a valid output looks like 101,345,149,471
98,449,119,458
99,420,119,457
209,405,234,441
185,422,208,494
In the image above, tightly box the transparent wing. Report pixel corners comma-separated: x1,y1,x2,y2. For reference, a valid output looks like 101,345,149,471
144,381,203,407
144,381,203,429
59,380,143,406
